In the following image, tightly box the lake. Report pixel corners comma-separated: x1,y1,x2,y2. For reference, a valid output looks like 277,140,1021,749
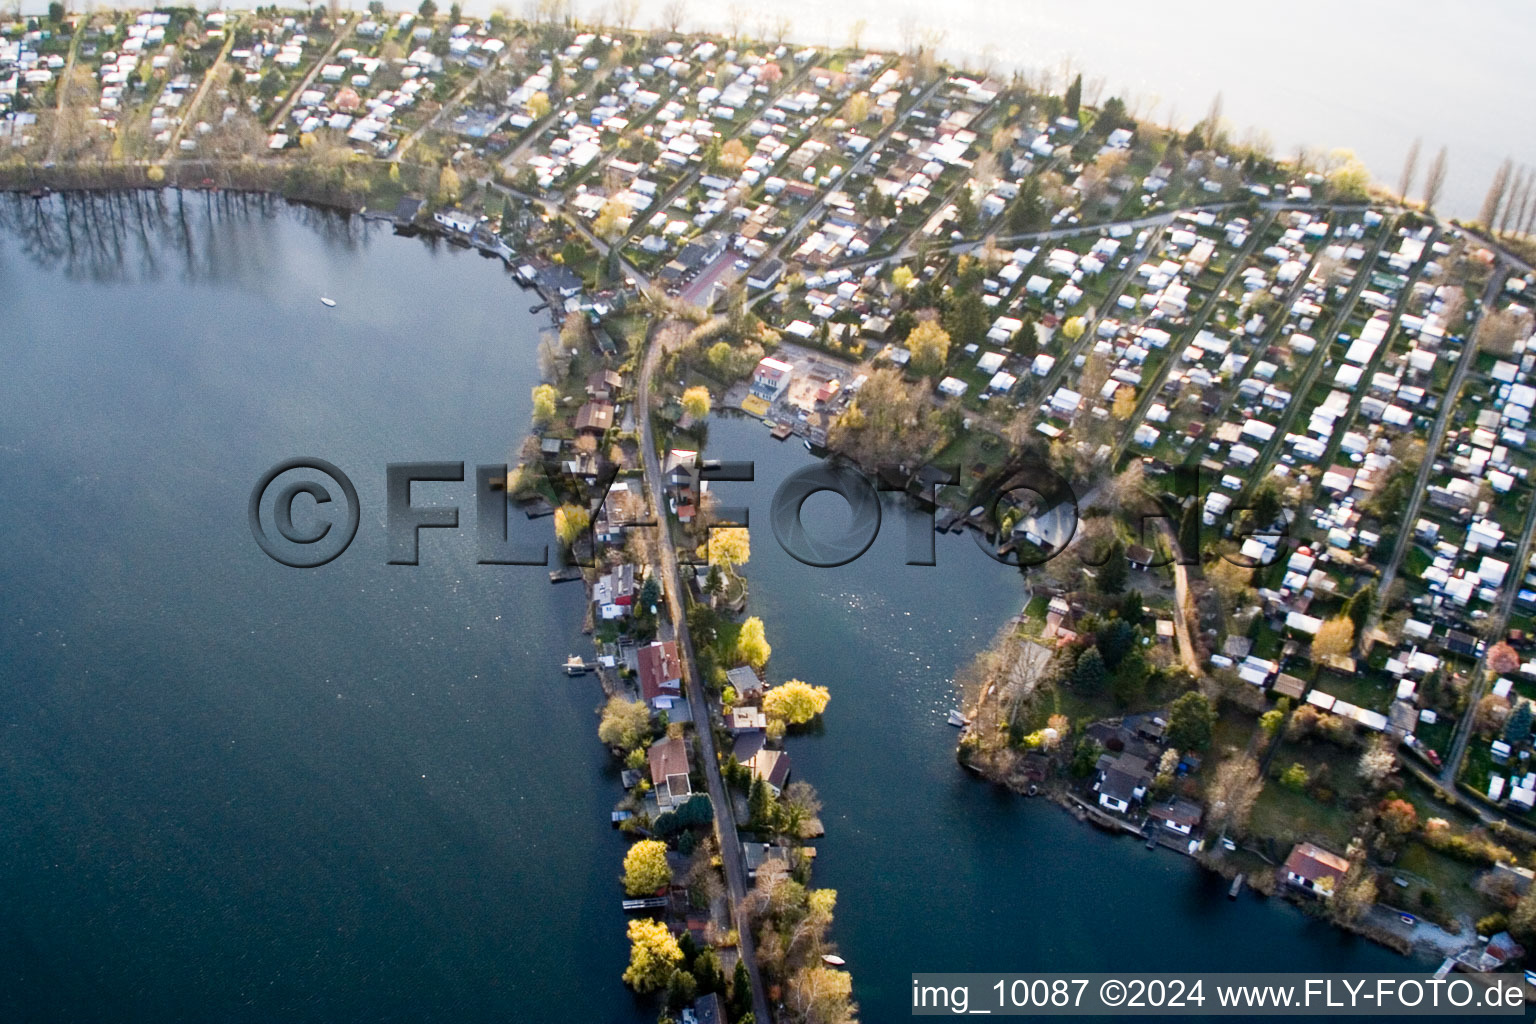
0,197,1424,1023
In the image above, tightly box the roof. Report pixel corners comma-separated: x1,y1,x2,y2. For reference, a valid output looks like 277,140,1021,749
575,401,614,433
746,747,792,790
1283,842,1349,885
692,992,726,1024
647,734,690,789
726,665,762,694
638,641,681,701
1149,798,1203,828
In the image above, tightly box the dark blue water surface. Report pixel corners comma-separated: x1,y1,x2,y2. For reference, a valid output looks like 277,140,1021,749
0,193,636,1023
0,194,1420,1024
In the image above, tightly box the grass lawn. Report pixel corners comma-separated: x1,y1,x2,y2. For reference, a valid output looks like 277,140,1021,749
1249,777,1357,851
1392,841,1487,923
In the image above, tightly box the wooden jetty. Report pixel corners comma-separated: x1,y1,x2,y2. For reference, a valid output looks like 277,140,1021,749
563,655,593,675
621,897,668,911
770,422,794,440
549,566,583,583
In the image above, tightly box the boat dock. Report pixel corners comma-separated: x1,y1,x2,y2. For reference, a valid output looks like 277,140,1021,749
563,655,594,675
621,897,667,911
770,422,794,440
550,566,583,583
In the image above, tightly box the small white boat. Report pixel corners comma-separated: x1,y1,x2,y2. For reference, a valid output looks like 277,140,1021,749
821,954,846,967
947,709,970,727
320,296,337,307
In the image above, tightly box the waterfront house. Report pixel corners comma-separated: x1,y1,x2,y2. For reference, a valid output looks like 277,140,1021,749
648,734,692,810
726,665,763,702
638,640,682,708
433,207,479,234
730,706,767,733
1282,842,1349,897
751,357,794,403
1093,752,1152,814
744,747,792,796
1147,798,1203,836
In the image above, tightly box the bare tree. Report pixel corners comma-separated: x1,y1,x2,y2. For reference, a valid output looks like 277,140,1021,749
1479,157,1512,232
1422,146,1448,211
660,0,686,34
1205,91,1224,146
1500,167,1528,236
1397,136,1419,205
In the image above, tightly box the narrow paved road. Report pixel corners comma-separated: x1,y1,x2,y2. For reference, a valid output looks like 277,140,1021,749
637,322,773,1024
1367,266,1506,647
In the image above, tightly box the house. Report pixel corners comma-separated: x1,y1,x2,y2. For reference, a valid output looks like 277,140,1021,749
433,207,479,234
730,706,767,733
648,734,692,810
1147,798,1203,835
751,356,794,402
684,992,726,1024
1126,544,1155,570
638,640,682,708
1282,841,1349,897
392,195,425,226
744,746,792,796
726,665,763,701
1094,752,1151,813
574,400,614,436
586,369,624,400
747,257,785,291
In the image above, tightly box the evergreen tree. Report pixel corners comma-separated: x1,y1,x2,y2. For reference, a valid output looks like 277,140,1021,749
1096,619,1135,669
1064,74,1082,119
1506,701,1534,746
1072,647,1107,691
1119,589,1144,625
1167,691,1216,751
1344,583,1376,636
1096,540,1129,595
730,959,752,1018
748,776,772,828
1178,502,1201,563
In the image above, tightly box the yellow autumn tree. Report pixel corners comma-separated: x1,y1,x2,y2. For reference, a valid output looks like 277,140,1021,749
736,615,771,669
1312,616,1356,662
763,679,831,725
1061,315,1087,341
681,385,712,420
622,838,672,896
891,265,914,291
906,319,951,376
1111,386,1137,420
528,91,551,118
718,138,750,172
593,197,627,240
554,504,590,547
706,526,750,573
621,917,683,992
531,383,557,425
436,164,461,205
